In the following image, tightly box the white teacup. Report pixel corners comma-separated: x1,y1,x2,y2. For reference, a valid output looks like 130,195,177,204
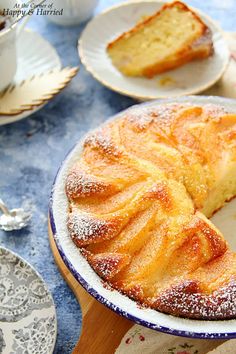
0,22,17,92
46,0,99,26
0,0,22,92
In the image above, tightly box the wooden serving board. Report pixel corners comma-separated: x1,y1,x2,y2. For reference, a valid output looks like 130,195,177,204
48,222,133,354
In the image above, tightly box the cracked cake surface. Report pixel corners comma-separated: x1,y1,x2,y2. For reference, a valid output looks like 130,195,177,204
66,102,236,320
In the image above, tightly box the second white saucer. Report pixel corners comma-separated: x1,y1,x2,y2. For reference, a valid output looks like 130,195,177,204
0,29,61,126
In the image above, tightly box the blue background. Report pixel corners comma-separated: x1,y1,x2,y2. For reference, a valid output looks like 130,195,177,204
0,0,235,352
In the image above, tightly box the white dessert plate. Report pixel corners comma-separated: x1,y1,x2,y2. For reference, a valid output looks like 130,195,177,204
0,247,57,353
0,29,61,126
78,1,229,100
50,96,236,339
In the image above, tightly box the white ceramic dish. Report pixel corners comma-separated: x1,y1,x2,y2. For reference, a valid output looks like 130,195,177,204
0,247,57,354
50,96,236,339
0,29,61,126
78,1,229,100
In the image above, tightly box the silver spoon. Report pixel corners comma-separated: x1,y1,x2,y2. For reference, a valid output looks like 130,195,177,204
0,198,31,231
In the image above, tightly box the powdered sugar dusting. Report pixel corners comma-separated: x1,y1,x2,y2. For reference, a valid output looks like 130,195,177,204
126,103,197,132
51,97,236,338
90,253,130,280
66,169,112,198
84,130,122,157
200,104,228,121
68,211,120,246
96,256,120,279
126,108,155,131
127,104,180,130
68,100,236,319
155,280,236,319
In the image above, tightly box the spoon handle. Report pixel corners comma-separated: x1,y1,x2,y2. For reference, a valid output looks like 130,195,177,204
0,198,10,216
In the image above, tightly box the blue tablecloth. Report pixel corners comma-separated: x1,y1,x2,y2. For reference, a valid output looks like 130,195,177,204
0,1,235,352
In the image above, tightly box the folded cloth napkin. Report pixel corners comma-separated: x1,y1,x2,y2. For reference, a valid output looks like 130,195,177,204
115,31,236,354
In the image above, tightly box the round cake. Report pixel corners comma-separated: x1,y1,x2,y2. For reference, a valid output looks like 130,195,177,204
65,102,236,320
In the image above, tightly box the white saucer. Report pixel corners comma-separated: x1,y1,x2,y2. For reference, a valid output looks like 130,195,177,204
0,247,57,354
79,1,229,100
0,29,61,126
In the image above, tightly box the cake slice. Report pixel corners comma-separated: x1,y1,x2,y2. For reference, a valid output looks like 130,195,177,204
107,1,213,78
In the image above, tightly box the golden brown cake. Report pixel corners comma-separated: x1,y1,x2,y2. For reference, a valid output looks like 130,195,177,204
66,102,236,320
107,1,213,78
